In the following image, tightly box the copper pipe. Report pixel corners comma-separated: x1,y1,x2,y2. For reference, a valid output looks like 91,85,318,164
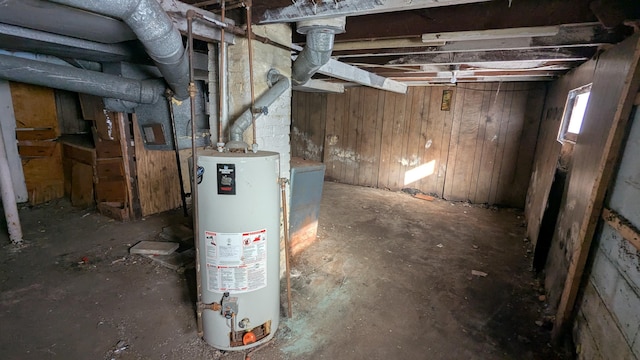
186,10,204,339
280,179,293,318
190,12,296,55
165,90,189,217
218,1,226,148
245,0,257,148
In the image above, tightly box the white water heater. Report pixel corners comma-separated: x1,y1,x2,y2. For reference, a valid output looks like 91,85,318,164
196,150,281,351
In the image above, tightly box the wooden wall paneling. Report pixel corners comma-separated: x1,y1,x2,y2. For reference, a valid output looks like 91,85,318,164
117,113,139,219
332,92,348,180
401,87,426,189
357,87,380,186
421,87,453,197
344,88,362,184
308,93,326,162
473,83,507,203
322,93,337,179
445,84,485,201
371,88,386,188
553,33,640,338
354,88,368,186
340,89,354,182
394,88,415,189
524,59,596,247
509,84,546,206
416,87,436,194
495,83,529,206
133,115,182,216
70,162,94,207
334,92,348,181
488,83,516,204
21,144,65,205
468,83,494,203
387,92,409,190
10,82,64,205
443,86,467,199
10,82,59,132
377,91,396,188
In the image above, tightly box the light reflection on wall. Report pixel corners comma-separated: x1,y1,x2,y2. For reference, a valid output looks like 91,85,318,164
403,159,436,186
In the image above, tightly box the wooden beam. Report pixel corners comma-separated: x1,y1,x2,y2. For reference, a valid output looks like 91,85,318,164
553,33,640,341
320,0,598,43
317,59,407,94
332,38,445,52
602,208,640,251
349,48,593,66
333,23,620,59
293,80,344,93
257,0,490,23
157,0,235,43
635,91,640,105
421,26,560,42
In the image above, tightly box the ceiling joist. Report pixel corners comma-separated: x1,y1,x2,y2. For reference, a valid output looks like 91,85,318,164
257,0,491,23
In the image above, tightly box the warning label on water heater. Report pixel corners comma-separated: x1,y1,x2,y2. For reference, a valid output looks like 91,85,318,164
204,229,267,293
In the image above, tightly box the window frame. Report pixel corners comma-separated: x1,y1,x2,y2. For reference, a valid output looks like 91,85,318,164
557,83,592,144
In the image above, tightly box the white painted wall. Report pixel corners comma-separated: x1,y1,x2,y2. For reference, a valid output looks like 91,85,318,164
573,108,640,359
227,24,292,179
226,24,293,278
0,80,28,203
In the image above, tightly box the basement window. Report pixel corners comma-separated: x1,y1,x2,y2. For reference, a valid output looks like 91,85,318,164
558,84,591,144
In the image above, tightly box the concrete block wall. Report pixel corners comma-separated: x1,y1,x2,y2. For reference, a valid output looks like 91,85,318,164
573,108,640,359
227,23,292,180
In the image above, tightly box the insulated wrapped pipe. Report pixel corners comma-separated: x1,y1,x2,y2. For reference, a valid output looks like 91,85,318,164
0,54,164,104
50,0,190,100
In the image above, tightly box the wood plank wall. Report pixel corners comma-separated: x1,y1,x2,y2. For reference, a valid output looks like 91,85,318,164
292,83,545,207
524,59,596,248
132,116,182,216
10,82,65,205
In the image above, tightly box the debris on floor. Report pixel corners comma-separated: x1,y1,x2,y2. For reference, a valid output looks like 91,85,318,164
414,193,436,201
130,241,179,256
471,269,489,277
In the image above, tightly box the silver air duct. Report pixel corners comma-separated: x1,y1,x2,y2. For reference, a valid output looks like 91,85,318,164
0,53,165,104
49,0,190,100
226,69,290,150
291,17,346,86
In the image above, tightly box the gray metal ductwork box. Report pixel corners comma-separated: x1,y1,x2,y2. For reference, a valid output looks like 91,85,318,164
289,157,326,256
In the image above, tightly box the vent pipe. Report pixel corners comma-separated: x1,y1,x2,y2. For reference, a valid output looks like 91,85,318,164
0,53,165,104
226,69,290,151
291,17,346,86
49,0,190,100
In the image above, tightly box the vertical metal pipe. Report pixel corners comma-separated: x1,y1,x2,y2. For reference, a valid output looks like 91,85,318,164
0,125,23,245
217,1,226,150
187,11,204,338
166,91,189,217
245,1,257,148
280,179,293,318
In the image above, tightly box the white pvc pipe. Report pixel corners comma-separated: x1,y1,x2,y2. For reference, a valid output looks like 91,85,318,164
0,124,23,245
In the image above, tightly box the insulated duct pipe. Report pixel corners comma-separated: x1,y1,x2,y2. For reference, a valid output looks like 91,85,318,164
291,17,346,86
0,54,165,104
0,125,23,245
50,0,190,100
226,70,290,150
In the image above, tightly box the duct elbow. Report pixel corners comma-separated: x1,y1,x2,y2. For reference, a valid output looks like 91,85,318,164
291,30,335,86
291,17,345,86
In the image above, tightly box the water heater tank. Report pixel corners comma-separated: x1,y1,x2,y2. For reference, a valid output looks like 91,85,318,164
197,150,281,351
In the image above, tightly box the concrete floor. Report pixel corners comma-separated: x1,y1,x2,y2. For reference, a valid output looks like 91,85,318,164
0,182,568,359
